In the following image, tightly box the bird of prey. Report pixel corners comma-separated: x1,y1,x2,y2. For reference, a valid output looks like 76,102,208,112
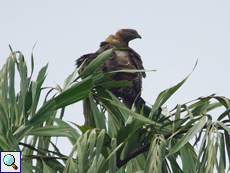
76,29,146,109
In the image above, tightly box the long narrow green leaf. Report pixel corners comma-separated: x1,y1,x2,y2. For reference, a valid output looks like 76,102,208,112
36,63,48,83
224,130,230,169
62,68,79,91
107,91,129,121
180,143,196,173
218,134,225,172
167,155,183,173
30,63,49,116
205,125,217,173
77,140,84,173
66,132,88,173
96,129,105,161
28,99,56,125
29,76,94,126
108,112,118,138
77,49,113,79
109,100,171,134
196,118,212,170
63,158,76,173
41,159,53,173
174,104,181,132
106,69,155,76
7,130,20,150
18,53,28,119
30,47,35,80
214,96,230,109
14,125,33,142
217,107,230,121
0,135,11,150
54,76,94,109
89,129,96,162
109,138,117,173
145,135,166,173
28,126,71,137
80,131,88,172
41,158,65,172
167,116,206,157
89,93,106,129
52,117,80,144
149,76,190,120
21,162,41,173
216,121,230,133
8,56,16,124
0,93,9,135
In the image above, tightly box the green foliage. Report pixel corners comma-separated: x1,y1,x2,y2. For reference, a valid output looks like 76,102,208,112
0,47,230,172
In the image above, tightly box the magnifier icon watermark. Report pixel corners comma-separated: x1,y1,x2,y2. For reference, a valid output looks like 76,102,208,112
3,154,18,170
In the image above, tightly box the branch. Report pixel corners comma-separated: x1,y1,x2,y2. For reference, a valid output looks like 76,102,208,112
22,155,69,161
117,143,150,168
116,125,221,168
19,142,45,155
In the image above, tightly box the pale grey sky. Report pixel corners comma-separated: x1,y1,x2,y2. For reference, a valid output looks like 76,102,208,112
1,1,230,164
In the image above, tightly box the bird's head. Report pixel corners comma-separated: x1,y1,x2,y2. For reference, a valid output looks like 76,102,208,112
116,29,141,43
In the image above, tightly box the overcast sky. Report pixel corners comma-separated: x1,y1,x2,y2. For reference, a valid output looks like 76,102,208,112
1,1,230,162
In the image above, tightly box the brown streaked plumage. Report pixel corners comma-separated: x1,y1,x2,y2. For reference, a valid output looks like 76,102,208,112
76,29,146,109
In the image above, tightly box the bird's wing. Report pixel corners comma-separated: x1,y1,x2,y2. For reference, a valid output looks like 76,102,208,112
128,48,146,78
106,48,144,108
76,53,98,74
76,42,114,74
105,51,118,72
107,48,146,78
108,48,146,80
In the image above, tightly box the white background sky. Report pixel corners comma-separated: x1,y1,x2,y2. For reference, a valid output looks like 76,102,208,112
1,1,230,169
